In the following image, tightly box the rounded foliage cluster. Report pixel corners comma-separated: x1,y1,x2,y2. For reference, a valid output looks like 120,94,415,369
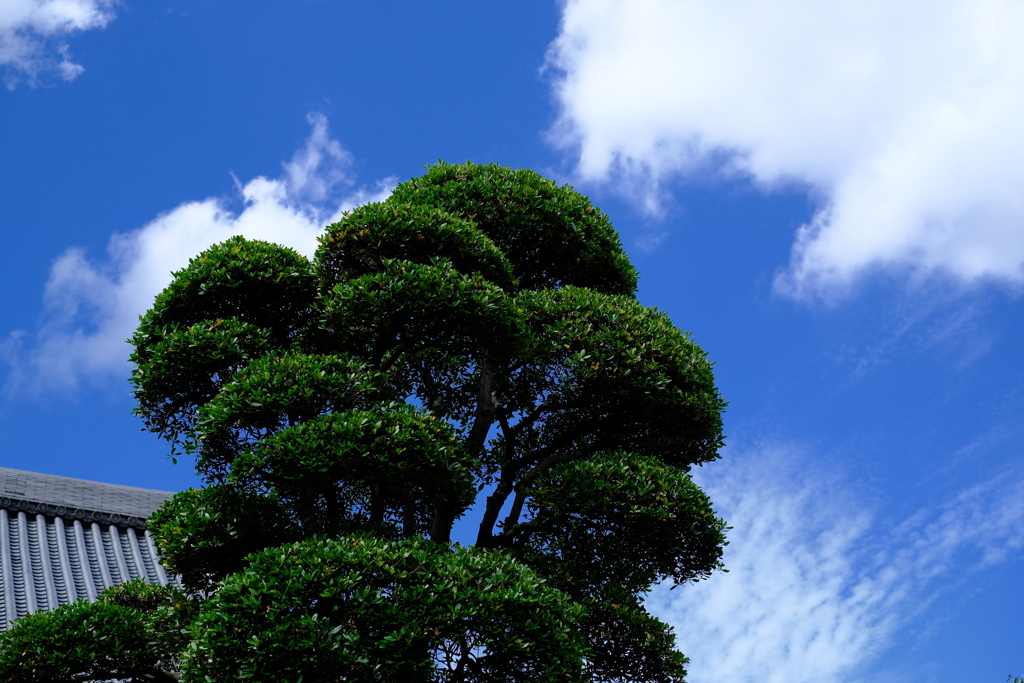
0,580,196,682
184,536,587,683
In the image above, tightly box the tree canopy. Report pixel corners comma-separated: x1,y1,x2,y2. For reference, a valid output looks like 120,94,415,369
0,162,728,683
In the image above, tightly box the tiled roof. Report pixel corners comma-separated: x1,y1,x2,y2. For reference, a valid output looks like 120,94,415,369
0,468,179,632
0,467,174,528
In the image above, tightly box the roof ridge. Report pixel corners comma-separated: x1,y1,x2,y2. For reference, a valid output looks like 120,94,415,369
0,467,176,523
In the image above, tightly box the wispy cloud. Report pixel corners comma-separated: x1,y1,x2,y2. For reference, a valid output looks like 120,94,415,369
547,0,1024,298
0,0,118,87
1,113,395,394
648,443,1024,683
833,292,994,381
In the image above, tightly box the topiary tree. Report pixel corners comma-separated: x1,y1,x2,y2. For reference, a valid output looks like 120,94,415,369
0,162,728,683
0,579,197,683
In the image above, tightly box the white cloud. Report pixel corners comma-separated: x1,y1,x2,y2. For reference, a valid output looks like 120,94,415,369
0,0,117,87
547,0,1024,298
2,113,395,393
647,444,1024,683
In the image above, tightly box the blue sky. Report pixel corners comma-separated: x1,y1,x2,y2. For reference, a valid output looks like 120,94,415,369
1,1,1022,681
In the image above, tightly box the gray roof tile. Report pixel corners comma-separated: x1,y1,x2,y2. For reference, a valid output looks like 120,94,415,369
0,469,181,632
0,467,174,520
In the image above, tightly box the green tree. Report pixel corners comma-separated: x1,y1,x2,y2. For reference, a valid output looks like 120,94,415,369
0,579,197,683
0,162,728,682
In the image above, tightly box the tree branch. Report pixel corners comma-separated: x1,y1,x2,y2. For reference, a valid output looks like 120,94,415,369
474,472,516,547
503,393,591,441
497,411,516,466
508,514,563,549
416,361,447,418
465,355,498,456
501,487,527,532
